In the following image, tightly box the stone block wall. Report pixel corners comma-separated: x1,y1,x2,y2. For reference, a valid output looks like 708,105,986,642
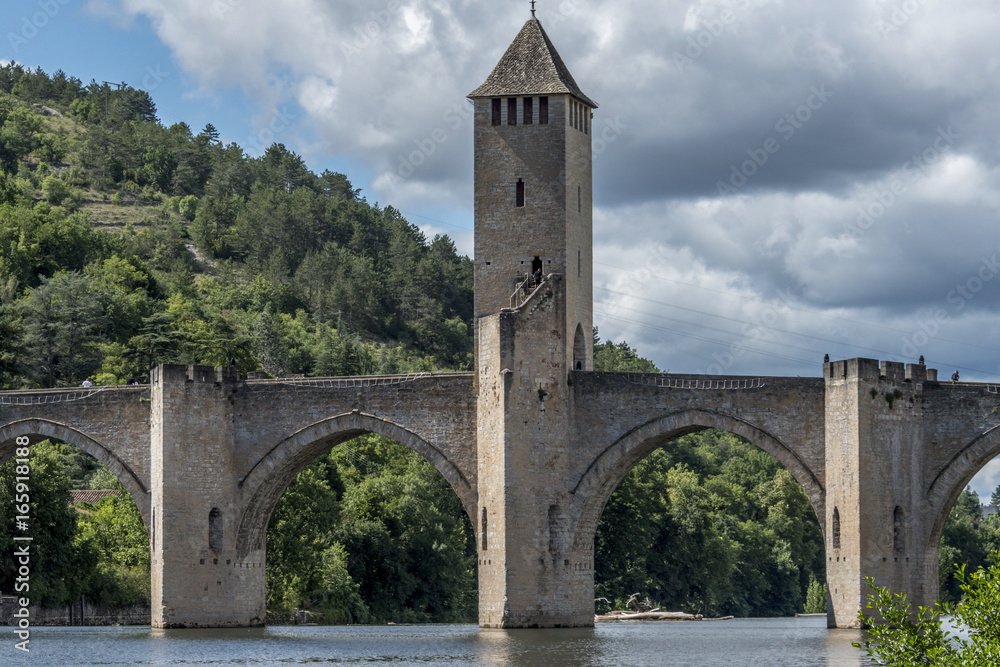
824,358,937,628
151,364,265,628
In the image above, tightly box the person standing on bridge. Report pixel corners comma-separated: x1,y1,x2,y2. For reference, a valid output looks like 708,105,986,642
952,370,960,383
82,377,93,387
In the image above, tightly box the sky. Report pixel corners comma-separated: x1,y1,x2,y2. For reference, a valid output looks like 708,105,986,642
4,0,1000,496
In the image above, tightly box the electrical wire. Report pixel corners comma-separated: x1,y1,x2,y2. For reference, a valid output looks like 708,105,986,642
595,310,818,367
594,260,1000,354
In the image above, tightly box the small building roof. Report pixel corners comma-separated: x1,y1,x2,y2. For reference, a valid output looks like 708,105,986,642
70,489,122,505
469,18,597,108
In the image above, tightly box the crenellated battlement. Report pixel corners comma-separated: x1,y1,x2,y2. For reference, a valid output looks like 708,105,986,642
824,357,937,383
151,364,238,385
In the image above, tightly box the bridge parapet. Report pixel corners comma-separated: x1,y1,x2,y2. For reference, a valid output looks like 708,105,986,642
244,372,468,390
616,372,767,390
0,385,149,405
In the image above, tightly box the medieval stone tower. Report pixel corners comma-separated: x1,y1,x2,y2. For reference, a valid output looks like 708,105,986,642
469,15,596,371
469,15,601,628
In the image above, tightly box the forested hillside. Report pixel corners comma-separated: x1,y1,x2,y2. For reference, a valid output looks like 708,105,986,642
0,65,990,623
0,63,473,390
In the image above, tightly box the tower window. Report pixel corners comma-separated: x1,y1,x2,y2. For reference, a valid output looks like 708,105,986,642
209,508,223,552
578,186,581,213
508,98,517,125
571,102,577,130
539,96,548,124
492,98,501,126
524,97,533,125
584,108,589,134
481,507,488,551
516,179,525,207
893,506,905,551
832,507,841,550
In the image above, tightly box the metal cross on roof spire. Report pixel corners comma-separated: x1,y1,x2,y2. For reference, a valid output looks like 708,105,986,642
531,1,536,17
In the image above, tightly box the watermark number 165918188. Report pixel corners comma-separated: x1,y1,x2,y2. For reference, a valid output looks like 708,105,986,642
11,435,33,653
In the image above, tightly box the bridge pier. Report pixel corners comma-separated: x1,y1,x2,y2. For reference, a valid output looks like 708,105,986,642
150,364,265,627
476,277,596,627
824,358,937,628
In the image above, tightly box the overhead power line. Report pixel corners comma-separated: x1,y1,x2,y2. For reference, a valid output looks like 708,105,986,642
594,260,1000,354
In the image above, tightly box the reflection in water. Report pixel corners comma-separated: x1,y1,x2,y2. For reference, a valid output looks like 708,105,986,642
477,619,866,667
478,627,600,666
14,616,867,666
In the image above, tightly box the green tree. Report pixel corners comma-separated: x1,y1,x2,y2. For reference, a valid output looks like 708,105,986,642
0,303,22,388
0,106,43,171
20,272,105,387
142,145,177,192
0,444,95,605
75,469,152,607
858,554,1000,665
179,194,198,221
594,430,824,617
41,174,69,206
200,123,220,143
593,327,661,373
939,487,988,603
804,577,828,613
265,459,366,622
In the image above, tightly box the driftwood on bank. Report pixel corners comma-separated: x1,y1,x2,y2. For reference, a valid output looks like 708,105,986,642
596,610,703,622
594,594,735,622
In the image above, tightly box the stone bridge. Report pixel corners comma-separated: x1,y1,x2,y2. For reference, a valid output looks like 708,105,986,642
4,281,1000,629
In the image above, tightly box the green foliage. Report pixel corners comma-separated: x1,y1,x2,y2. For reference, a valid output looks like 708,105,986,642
594,430,825,617
0,303,22,385
0,444,92,605
265,435,477,624
179,194,198,221
20,272,105,387
75,484,151,607
936,486,1000,604
593,327,661,373
804,577,828,613
41,174,69,205
858,554,1000,665
0,106,43,171
0,440,150,608
0,69,474,389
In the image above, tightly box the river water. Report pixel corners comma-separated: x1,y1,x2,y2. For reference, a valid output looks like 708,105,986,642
5,617,867,666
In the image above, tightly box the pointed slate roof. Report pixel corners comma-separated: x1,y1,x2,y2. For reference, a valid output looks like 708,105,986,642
469,18,597,108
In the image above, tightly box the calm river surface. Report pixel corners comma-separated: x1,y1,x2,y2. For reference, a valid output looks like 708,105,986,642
4,617,867,666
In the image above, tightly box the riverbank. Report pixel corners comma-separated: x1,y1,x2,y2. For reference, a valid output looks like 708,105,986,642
596,610,736,622
0,597,149,626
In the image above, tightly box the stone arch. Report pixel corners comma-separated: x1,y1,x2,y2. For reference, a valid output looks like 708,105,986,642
926,424,1000,552
234,411,475,558
573,323,586,371
568,409,825,553
0,418,150,526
